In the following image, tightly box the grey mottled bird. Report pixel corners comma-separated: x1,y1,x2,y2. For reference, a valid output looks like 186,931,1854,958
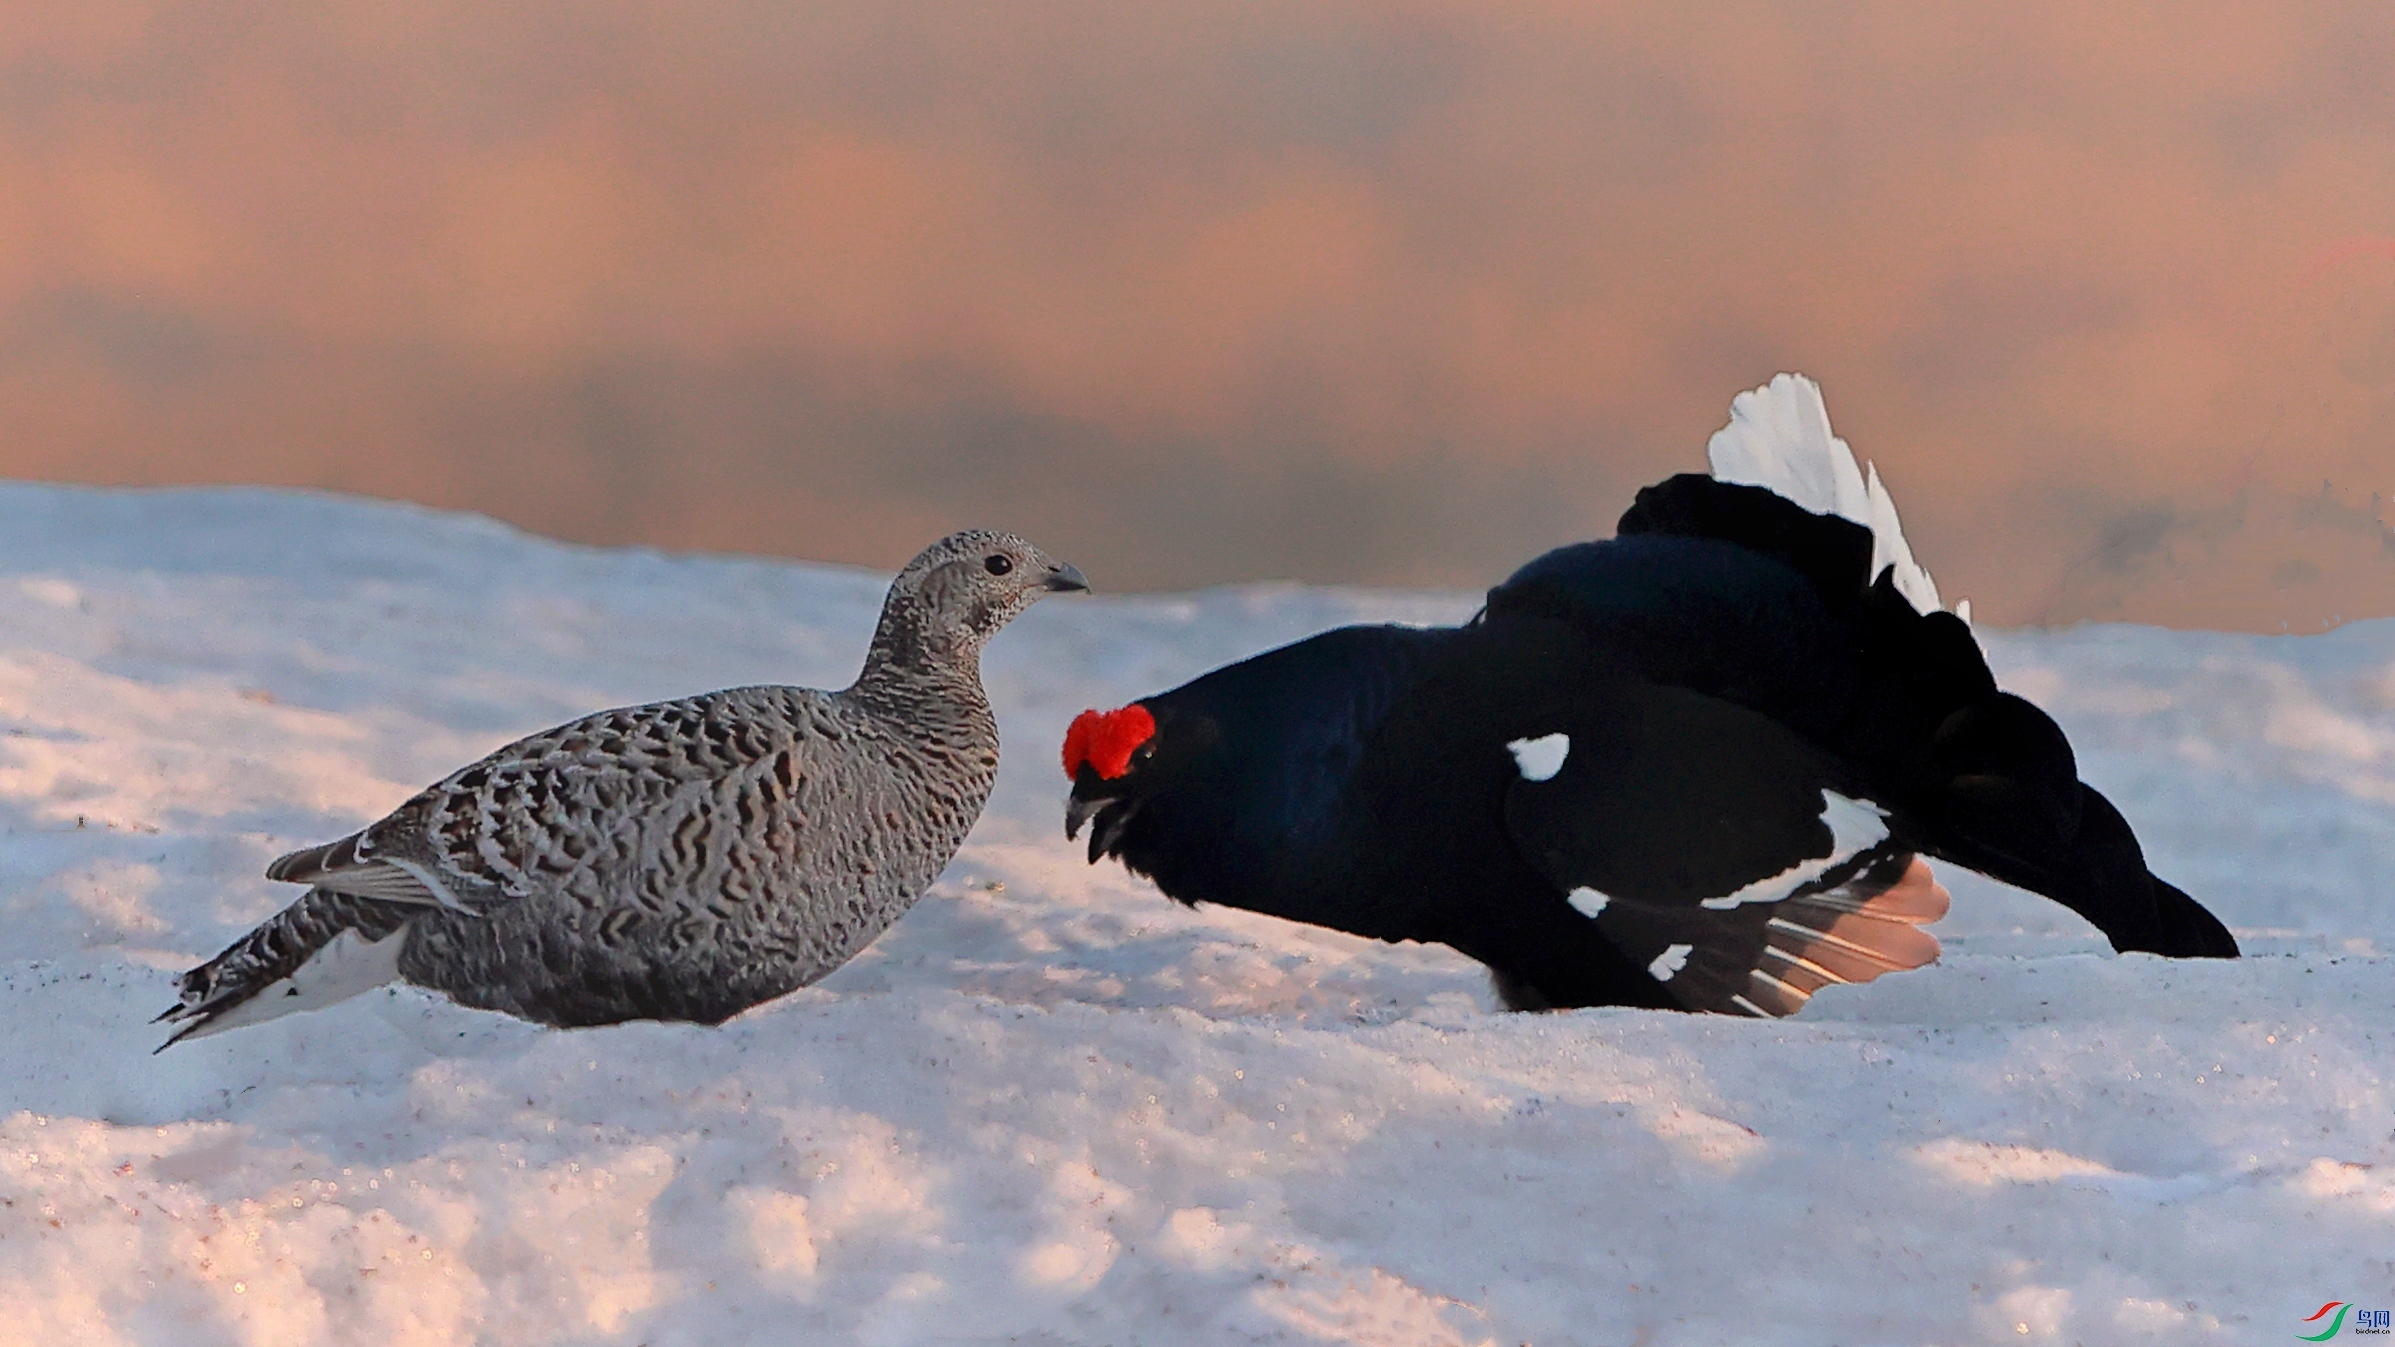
157,529,1088,1048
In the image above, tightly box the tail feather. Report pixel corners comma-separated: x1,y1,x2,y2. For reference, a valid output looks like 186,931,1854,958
1924,778,2240,958
1922,695,2238,957
1646,377,2230,959
156,891,416,1050
1707,374,1949,617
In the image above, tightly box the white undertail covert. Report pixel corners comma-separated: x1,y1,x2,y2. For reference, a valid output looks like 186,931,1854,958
1705,373,1968,624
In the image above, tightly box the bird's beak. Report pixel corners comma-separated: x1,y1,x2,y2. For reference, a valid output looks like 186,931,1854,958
1065,793,1139,862
1043,562,1091,593
1064,792,1101,842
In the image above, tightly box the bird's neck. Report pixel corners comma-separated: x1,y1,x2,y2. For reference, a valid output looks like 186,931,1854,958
855,583,980,675
848,614,991,718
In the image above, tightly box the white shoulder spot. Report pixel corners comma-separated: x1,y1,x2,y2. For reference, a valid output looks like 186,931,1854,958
1566,886,1611,918
1649,943,1693,981
1698,790,1890,910
1507,733,1570,782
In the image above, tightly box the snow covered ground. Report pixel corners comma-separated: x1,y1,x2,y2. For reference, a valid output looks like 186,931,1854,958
0,484,2387,1346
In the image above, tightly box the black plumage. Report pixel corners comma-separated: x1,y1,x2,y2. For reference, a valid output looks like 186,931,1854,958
1064,393,2235,1017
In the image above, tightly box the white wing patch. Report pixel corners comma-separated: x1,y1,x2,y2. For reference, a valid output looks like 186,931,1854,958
1706,374,1954,619
167,925,411,1043
1566,886,1611,918
1698,790,1891,910
1507,733,1571,782
1649,943,1694,981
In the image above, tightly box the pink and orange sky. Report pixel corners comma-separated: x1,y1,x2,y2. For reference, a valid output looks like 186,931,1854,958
3,0,2393,628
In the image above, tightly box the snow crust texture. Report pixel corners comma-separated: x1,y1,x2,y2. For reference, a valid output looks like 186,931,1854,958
0,485,2389,1346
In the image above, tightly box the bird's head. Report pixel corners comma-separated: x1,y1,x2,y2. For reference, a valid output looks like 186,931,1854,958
1062,700,1220,863
867,529,1089,672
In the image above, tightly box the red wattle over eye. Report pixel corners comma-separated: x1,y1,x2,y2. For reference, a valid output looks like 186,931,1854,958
1063,705,1157,780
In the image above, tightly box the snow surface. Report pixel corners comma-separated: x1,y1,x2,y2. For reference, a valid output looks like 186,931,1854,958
0,484,2389,1346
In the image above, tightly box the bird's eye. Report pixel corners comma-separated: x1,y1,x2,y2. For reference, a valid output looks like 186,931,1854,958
1131,741,1157,766
984,554,1014,576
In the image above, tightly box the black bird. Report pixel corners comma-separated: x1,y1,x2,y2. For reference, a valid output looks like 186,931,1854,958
1063,376,2236,1017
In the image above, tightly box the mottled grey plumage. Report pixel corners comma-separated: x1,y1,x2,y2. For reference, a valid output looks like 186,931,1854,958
157,529,1087,1048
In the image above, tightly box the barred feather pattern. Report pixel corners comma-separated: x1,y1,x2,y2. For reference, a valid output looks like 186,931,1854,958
159,529,1078,1042
409,683,998,1025
156,890,417,1047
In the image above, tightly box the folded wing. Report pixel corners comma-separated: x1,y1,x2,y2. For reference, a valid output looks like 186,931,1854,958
1500,681,1950,1016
